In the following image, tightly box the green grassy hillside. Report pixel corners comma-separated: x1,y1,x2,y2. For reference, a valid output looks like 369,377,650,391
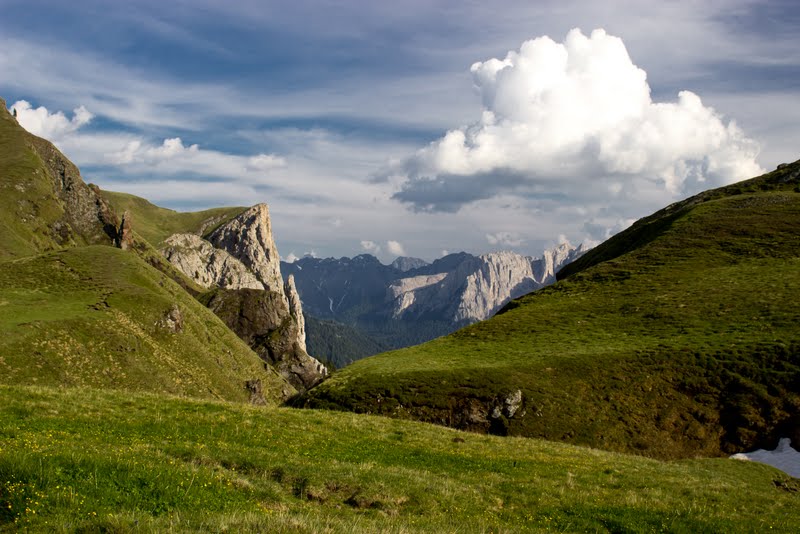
101,190,245,247
1,385,797,532
0,99,117,261
0,245,292,403
301,161,800,459
0,98,292,403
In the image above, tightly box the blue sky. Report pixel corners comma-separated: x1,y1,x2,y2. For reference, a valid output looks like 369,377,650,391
2,0,799,262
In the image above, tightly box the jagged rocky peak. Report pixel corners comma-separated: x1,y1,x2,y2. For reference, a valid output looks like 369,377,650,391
208,203,284,293
161,233,264,290
388,243,588,324
159,202,327,392
533,241,586,285
284,274,307,353
391,256,429,272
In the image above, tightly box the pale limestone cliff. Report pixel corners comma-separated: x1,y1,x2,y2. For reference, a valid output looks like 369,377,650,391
388,273,448,318
453,251,541,323
161,233,263,290
532,242,588,285
388,243,587,324
208,203,284,293
284,274,307,353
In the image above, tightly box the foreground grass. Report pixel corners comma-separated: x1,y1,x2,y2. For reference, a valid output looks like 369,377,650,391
1,386,798,532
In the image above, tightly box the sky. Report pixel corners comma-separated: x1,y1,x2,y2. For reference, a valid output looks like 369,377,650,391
2,0,799,263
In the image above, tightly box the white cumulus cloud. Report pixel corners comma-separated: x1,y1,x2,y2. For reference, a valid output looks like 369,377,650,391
11,100,93,140
391,28,763,226
386,240,406,256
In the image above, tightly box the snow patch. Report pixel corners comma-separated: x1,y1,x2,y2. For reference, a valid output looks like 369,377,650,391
730,438,800,478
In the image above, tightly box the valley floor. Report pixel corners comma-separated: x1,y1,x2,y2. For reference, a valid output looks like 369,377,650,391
1,386,798,533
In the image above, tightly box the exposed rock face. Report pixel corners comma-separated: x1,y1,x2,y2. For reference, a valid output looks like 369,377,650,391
160,203,327,391
281,254,402,319
453,252,540,323
31,137,120,246
245,378,267,405
284,274,307,353
3,97,121,249
116,210,134,250
533,242,588,285
161,233,263,290
282,244,587,356
389,243,588,324
391,256,429,272
388,273,448,318
156,304,183,333
208,204,284,293
201,289,326,391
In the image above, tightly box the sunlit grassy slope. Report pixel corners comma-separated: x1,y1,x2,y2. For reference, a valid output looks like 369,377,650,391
2,385,798,533
101,190,246,247
0,245,291,403
301,161,800,459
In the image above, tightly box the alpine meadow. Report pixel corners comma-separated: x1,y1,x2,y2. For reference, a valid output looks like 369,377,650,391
2,2,800,532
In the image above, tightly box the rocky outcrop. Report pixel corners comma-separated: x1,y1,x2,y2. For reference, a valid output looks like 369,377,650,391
30,136,120,247
1,99,120,250
201,289,326,391
284,274,307,353
160,203,327,391
208,204,284,293
161,233,263,290
116,210,134,250
155,304,184,333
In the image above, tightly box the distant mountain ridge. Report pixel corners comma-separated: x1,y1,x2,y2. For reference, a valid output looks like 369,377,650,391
391,256,429,272
282,242,586,354
388,243,588,324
